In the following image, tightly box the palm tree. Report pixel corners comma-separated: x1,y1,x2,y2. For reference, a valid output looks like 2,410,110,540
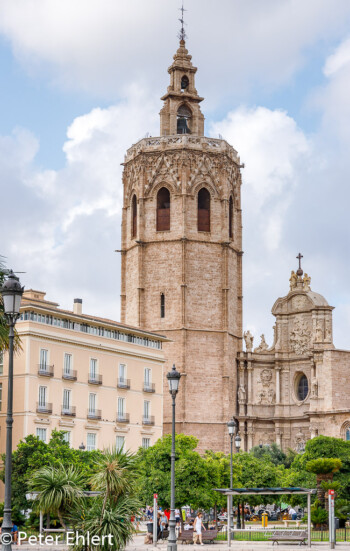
90,447,137,520
70,447,140,550
29,463,84,529
306,458,342,508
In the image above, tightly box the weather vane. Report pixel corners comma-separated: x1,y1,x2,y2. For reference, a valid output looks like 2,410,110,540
178,2,187,41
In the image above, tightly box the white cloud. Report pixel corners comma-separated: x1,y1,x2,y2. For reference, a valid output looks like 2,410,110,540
212,106,310,250
2,0,350,101
323,36,350,76
0,91,159,319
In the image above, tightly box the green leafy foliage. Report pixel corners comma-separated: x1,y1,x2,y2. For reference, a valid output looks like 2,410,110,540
1,430,100,513
135,434,223,509
249,443,296,467
28,464,84,529
306,458,342,475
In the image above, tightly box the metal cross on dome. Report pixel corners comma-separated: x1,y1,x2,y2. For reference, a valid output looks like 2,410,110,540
297,252,303,270
178,2,187,41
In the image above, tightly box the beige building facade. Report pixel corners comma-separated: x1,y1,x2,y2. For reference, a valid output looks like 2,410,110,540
120,39,243,453
237,267,350,452
0,289,166,456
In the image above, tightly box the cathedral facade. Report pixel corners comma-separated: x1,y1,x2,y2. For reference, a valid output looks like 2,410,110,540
120,39,350,453
237,268,350,452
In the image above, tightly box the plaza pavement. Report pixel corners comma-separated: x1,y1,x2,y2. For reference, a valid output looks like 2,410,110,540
125,533,350,551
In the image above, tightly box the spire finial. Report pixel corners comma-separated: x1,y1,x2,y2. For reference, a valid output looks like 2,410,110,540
178,2,187,42
296,252,304,277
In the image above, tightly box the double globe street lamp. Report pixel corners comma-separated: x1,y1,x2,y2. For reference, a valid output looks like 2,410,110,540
1,271,24,551
166,364,181,551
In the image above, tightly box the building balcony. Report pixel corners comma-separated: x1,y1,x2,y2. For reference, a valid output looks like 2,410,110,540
117,378,130,389
62,369,77,381
142,415,155,426
61,406,76,417
116,412,130,424
143,382,155,393
37,364,54,377
88,374,102,385
36,402,53,414
87,409,102,420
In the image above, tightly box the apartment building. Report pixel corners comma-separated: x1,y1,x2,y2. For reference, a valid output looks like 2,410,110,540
0,289,166,455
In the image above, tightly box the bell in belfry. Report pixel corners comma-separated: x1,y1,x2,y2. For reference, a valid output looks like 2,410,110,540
177,117,190,134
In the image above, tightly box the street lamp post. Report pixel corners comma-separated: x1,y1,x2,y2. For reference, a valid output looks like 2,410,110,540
227,418,236,530
166,364,181,551
235,433,242,529
1,271,23,551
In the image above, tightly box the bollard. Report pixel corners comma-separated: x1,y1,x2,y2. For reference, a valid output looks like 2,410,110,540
262,513,268,528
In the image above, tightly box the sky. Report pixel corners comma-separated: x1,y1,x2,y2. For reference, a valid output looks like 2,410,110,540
1,0,350,350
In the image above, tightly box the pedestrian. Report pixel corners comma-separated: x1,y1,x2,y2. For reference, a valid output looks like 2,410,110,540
193,512,205,545
289,506,297,520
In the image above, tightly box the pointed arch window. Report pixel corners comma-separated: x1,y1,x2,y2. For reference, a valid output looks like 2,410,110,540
177,104,192,134
157,187,170,231
229,196,234,239
198,188,210,232
131,195,137,238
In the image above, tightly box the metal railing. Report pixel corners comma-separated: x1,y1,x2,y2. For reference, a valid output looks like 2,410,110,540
37,364,54,377
142,415,155,426
36,402,53,414
87,409,102,420
88,374,102,385
116,412,130,423
143,382,155,393
62,369,77,381
117,378,130,389
61,405,76,417
216,526,350,543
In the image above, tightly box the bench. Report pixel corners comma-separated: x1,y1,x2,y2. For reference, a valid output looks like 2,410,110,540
178,530,218,544
268,530,307,546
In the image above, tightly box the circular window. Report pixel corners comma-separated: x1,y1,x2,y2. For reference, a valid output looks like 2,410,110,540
297,374,309,401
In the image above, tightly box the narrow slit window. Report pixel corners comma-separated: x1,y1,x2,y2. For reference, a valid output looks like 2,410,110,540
160,293,165,318
198,188,210,232
157,188,170,231
229,195,233,238
131,195,137,238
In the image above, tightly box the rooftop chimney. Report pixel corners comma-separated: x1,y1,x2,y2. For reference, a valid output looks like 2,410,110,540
73,298,82,315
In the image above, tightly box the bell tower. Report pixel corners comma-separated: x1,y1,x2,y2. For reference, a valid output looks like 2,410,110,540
120,39,243,452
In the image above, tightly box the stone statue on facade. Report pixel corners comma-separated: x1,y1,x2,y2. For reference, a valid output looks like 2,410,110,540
254,334,269,352
267,388,276,404
294,429,306,452
315,325,323,343
311,378,318,398
238,384,246,404
303,273,311,292
243,330,254,352
289,270,298,291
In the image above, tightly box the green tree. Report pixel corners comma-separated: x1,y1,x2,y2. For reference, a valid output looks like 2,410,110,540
235,452,285,506
1,430,100,513
135,434,231,510
250,443,289,466
90,448,137,520
28,464,84,529
306,458,342,507
70,448,140,551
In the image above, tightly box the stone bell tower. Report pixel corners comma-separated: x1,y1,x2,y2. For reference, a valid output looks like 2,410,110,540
120,39,243,452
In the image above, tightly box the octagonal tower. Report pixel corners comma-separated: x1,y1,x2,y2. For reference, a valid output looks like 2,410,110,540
120,40,243,452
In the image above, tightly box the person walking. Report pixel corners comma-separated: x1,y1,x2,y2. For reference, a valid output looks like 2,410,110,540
193,512,205,545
